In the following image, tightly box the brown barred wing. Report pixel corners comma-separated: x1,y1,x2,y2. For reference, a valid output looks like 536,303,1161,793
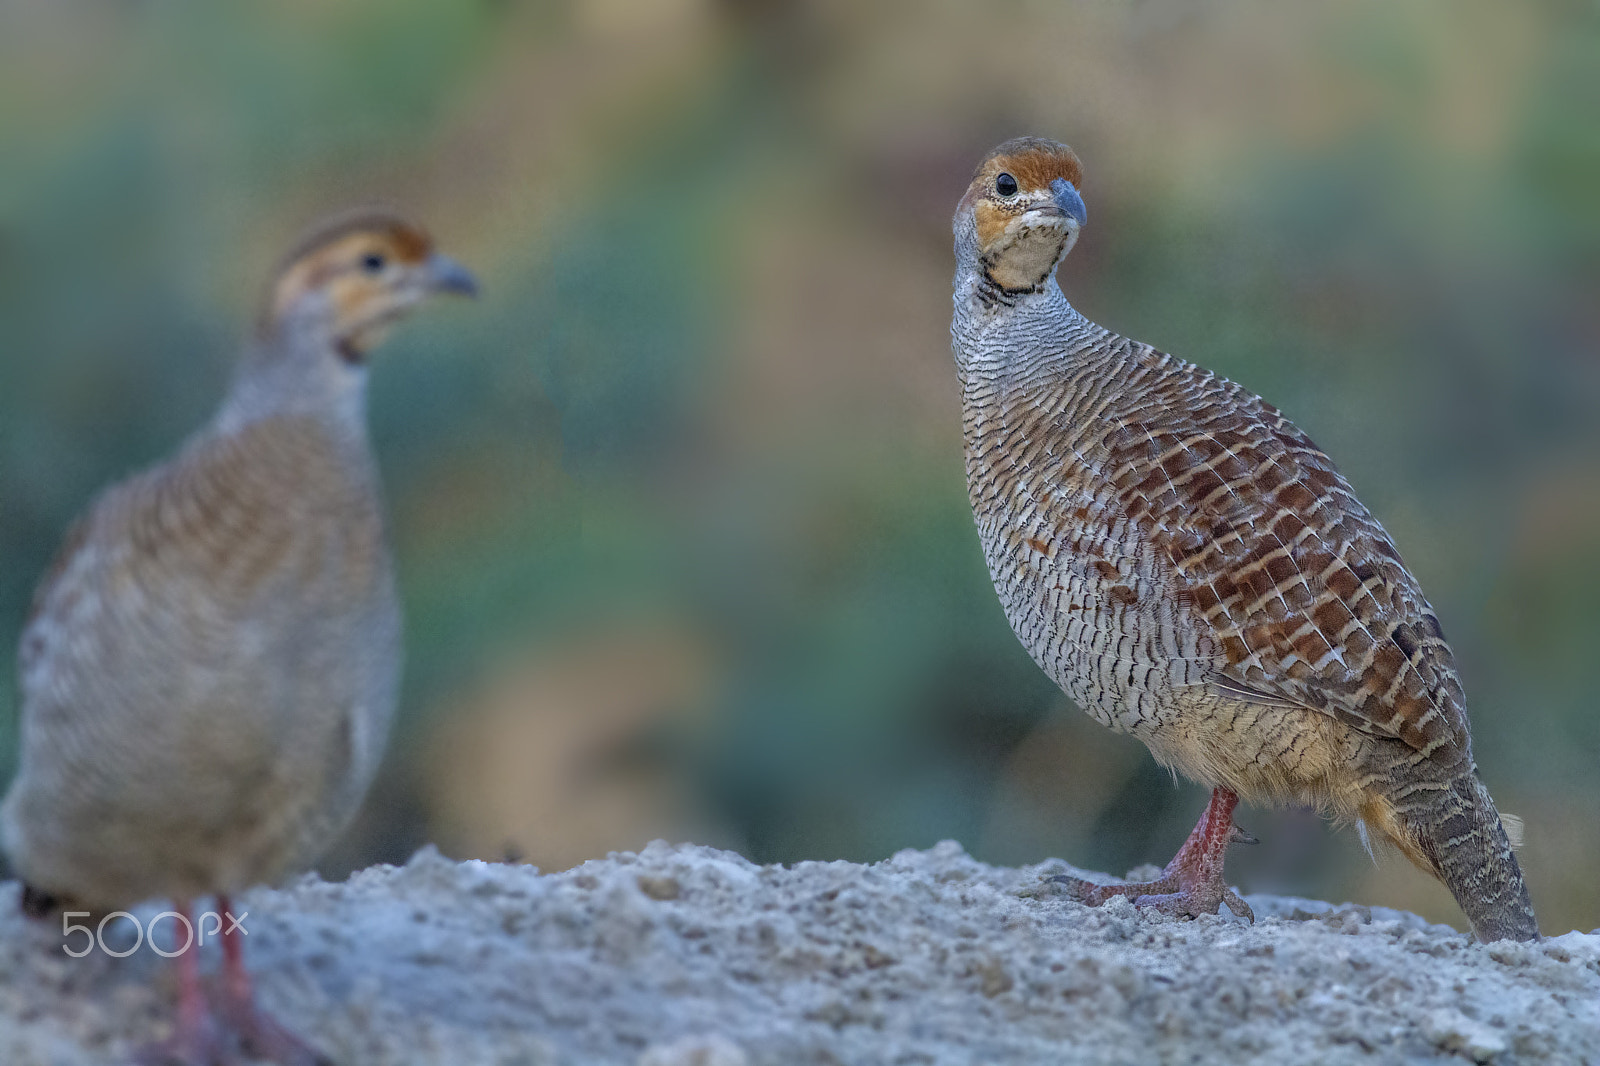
1108,347,1469,760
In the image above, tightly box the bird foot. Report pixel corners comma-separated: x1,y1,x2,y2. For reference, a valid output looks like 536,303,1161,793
213,997,333,1066
1046,787,1256,923
129,1014,236,1066
133,997,327,1066
1048,871,1254,922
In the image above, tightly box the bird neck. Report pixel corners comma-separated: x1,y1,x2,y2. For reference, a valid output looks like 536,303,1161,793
216,320,370,440
952,272,1085,378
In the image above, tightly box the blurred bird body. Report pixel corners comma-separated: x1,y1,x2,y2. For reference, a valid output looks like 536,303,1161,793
5,407,397,910
2,208,476,1062
952,138,1537,942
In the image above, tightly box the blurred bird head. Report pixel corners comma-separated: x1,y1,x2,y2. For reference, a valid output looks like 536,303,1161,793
263,207,478,362
954,137,1086,295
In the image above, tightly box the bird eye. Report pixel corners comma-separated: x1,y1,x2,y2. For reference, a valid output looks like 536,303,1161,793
361,253,387,274
995,173,1019,197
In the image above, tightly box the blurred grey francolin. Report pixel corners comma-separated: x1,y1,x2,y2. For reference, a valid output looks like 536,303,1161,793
2,209,477,1064
951,137,1538,942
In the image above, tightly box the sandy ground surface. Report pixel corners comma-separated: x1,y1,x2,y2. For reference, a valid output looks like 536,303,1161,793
0,840,1595,1065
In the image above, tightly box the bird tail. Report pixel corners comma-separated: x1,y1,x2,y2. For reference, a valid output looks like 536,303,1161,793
19,883,67,919
1379,767,1538,942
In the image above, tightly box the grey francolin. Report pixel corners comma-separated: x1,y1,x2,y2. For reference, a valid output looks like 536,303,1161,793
951,137,1537,942
2,208,478,1063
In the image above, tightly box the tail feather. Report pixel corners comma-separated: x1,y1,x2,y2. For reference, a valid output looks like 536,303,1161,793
1499,812,1525,850
1398,770,1538,942
20,883,63,920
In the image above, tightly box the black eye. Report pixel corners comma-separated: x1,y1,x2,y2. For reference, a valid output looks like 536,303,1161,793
361,252,387,274
995,173,1018,197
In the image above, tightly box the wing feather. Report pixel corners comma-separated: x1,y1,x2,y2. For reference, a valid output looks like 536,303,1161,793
1104,346,1468,757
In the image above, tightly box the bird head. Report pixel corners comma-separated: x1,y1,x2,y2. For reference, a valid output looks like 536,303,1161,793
263,207,478,363
955,137,1086,296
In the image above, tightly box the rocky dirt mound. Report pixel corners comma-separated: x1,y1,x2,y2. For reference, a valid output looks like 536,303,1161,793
0,841,1595,1064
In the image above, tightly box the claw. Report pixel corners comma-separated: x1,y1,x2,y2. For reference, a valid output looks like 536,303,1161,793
1222,887,1256,923
1047,873,1100,902
1229,825,1259,846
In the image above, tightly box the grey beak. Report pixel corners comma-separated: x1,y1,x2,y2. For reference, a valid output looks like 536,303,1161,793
1050,177,1088,228
424,252,480,297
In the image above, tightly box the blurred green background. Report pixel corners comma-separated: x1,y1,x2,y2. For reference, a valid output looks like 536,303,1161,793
1,0,1596,935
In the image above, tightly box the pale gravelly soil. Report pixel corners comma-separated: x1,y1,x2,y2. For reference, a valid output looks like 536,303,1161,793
0,841,1595,1065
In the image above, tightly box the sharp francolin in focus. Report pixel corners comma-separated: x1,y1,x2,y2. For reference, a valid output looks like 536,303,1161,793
2,208,478,1063
951,137,1537,942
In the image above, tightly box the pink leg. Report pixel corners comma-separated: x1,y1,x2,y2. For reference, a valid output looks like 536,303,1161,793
133,899,229,1066
215,895,330,1066
217,896,250,1015
1052,788,1256,921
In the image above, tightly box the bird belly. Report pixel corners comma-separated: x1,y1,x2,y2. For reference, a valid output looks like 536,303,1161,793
1138,693,1371,815
4,573,399,908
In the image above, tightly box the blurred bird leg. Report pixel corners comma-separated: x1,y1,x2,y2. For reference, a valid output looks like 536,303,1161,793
132,900,227,1066
215,894,330,1066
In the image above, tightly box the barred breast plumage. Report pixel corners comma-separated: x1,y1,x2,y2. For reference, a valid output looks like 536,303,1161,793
952,137,1536,942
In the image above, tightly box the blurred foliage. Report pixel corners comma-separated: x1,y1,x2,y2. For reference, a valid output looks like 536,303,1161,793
0,0,1596,934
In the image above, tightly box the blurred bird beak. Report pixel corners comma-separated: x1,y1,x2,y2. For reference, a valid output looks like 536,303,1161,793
424,253,480,297
1050,178,1088,227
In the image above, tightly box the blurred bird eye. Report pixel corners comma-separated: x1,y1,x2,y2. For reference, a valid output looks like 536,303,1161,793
995,173,1018,197
361,253,387,274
